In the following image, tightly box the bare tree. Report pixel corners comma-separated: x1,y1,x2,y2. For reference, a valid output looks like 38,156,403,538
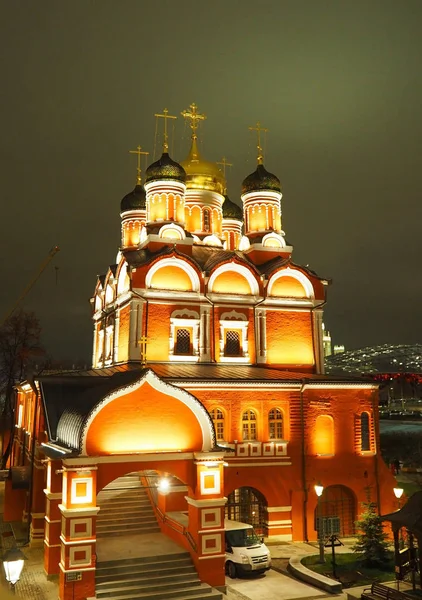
0,310,45,468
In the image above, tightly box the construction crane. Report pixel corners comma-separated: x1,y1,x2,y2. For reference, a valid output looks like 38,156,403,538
1,246,60,326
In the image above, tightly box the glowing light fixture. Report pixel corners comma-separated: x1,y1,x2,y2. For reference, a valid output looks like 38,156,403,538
3,547,26,593
314,483,324,497
393,488,404,499
157,478,170,494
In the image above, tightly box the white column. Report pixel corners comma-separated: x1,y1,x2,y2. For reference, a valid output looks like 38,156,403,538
129,299,143,361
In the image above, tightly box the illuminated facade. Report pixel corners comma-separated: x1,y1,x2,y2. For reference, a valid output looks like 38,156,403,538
5,104,397,600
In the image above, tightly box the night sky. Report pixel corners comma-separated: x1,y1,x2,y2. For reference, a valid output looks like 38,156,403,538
1,0,422,362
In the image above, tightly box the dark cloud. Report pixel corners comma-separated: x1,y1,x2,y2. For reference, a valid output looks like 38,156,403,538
1,0,421,360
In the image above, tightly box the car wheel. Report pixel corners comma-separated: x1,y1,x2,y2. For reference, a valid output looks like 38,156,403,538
227,561,237,579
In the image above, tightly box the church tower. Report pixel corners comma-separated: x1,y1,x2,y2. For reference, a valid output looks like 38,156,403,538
241,122,285,250
144,109,187,238
120,146,148,249
180,103,225,245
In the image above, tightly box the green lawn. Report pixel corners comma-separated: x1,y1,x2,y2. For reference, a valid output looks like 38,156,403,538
302,552,395,588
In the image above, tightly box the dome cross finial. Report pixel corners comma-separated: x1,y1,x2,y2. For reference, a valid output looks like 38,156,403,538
154,108,177,153
249,121,268,165
129,145,149,185
181,103,206,140
217,156,233,195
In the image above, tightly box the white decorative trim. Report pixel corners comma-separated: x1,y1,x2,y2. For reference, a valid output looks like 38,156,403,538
44,490,62,500
185,496,227,508
225,462,292,467
262,232,286,248
200,469,221,495
70,477,93,504
202,533,222,554
69,545,91,567
267,267,314,299
80,369,215,454
159,223,186,240
59,506,100,518
63,452,195,466
201,508,221,529
146,257,200,292
267,520,292,526
266,506,292,513
59,564,96,573
70,518,92,539
60,535,96,546
208,263,259,296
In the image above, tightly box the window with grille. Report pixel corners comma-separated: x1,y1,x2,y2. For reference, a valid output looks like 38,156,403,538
203,209,211,232
175,328,191,355
210,408,225,441
226,487,267,535
361,412,370,451
225,330,241,356
242,409,257,440
268,408,283,439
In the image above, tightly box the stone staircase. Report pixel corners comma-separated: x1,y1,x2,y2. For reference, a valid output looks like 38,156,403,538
95,552,223,600
96,473,160,537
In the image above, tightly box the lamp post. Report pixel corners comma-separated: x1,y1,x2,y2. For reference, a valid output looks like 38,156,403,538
394,488,404,549
2,547,26,595
314,483,325,563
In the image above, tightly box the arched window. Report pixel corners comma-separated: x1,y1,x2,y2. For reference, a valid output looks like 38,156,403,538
210,408,225,441
203,208,211,232
175,328,191,355
226,487,267,535
314,415,334,456
361,412,370,451
242,410,257,441
268,408,283,440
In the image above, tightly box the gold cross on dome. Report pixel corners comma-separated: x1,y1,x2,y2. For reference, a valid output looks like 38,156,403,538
129,146,149,185
154,108,177,152
216,156,233,177
249,121,268,165
181,103,206,137
139,336,148,364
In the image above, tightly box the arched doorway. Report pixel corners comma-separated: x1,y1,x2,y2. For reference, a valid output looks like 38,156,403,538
315,485,356,537
226,487,267,535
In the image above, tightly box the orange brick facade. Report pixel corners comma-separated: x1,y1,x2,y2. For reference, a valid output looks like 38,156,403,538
4,105,398,600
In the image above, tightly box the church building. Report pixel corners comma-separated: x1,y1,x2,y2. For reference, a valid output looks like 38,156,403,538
5,104,396,600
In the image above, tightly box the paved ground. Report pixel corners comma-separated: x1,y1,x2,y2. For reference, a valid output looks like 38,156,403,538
0,480,351,600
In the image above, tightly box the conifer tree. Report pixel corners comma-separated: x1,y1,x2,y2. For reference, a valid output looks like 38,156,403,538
353,500,390,567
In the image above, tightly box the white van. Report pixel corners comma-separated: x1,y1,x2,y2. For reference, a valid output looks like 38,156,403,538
224,519,271,578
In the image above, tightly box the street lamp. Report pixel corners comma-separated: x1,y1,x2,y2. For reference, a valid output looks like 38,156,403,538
2,547,26,595
394,487,404,550
393,487,404,508
314,483,325,563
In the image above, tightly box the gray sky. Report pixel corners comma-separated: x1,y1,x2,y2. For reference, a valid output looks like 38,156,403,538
1,0,421,361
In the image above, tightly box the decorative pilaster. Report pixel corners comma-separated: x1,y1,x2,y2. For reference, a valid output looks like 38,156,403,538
185,453,226,588
44,460,63,575
58,464,99,600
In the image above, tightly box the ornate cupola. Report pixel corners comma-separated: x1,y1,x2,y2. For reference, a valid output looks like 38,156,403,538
120,145,148,249
180,103,225,245
241,122,284,246
144,109,187,233
218,157,243,250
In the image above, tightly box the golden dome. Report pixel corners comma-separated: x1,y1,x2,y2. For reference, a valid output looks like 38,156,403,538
181,138,225,195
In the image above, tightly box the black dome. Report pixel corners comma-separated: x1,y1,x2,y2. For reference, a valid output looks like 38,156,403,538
242,163,281,195
120,184,146,213
222,195,243,220
145,152,186,184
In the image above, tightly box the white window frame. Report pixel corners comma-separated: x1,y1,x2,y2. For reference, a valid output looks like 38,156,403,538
170,309,200,362
219,310,249,363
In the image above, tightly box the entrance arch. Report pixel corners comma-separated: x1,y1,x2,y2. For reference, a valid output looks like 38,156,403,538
315,484,356,537
226,486,268,535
